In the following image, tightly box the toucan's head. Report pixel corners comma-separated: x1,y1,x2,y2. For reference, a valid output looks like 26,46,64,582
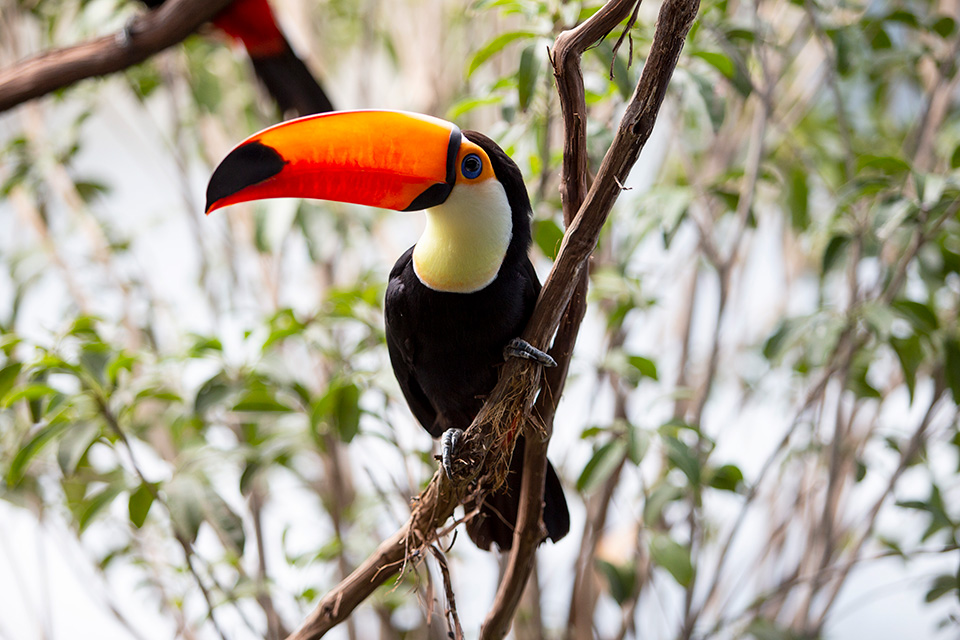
206,110,531,292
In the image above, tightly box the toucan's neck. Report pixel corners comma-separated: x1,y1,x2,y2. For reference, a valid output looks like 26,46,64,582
412,179,513,293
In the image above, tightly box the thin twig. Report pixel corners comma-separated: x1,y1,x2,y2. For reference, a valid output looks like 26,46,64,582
429,546,465,640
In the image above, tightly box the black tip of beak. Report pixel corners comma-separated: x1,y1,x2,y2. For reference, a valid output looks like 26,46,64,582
205,141,287,212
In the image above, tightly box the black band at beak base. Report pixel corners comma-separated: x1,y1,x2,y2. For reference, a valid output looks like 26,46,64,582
401,125,462,211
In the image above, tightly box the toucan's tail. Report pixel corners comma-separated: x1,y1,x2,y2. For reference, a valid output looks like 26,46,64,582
465,436,570,551
139,0,335,117
209,0,334,117
249,42,335,117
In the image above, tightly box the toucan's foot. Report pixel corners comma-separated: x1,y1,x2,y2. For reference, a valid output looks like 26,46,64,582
504,338,556,368
441,428,464,478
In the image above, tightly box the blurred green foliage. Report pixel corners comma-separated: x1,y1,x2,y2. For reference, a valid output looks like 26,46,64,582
1,0,959,637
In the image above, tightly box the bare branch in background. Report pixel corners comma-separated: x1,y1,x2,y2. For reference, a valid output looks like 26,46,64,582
0,0,234,112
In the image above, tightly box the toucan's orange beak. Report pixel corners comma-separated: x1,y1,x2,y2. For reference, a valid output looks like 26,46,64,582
205,110,461,214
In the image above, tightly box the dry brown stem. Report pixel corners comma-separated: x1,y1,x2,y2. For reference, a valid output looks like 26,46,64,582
0,0,234,112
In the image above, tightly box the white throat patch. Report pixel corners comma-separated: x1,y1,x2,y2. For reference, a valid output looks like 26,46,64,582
412,179,513,293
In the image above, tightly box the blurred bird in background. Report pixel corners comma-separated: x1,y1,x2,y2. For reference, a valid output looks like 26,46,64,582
140,0,334,117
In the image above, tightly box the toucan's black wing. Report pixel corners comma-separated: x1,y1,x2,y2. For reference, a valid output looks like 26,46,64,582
385,248,445,438
520,254,542,306
385,328,443,438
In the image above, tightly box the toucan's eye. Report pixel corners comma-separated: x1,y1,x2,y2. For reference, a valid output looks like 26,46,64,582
461,154,483,179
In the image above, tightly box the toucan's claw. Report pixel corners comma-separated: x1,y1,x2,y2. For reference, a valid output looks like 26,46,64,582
441,428,464,478
504,338,556,368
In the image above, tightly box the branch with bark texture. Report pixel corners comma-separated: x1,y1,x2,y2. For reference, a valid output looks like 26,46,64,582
0,0,234,112
286,0,699,638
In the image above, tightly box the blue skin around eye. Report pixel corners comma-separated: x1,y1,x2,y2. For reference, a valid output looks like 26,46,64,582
462,154,482,179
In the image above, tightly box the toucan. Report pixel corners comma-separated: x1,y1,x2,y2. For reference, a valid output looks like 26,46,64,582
140,0,334,117
205,110,569,551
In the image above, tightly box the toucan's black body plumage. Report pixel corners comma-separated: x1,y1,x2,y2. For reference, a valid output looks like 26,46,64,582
384,132,569,551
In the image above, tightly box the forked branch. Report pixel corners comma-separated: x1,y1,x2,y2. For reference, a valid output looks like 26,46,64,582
286,0,699,638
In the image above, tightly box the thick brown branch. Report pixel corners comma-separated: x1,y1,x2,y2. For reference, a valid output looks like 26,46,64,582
0,0,233,112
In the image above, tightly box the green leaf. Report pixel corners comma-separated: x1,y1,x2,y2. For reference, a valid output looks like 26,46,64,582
195,372,231,414
202,484,246,553
74,180,110,203
931,15,956,38
884,9,919,28
188,335,223,357
896,485,953,542
924,574,959,603
643,482,683,524
891,299,938,335
106,353,137,386
79,483,123,532
822,235,850,274
0,361,23,402
944,338,960,405
626,355,658,382
691,51,751,96
79,343,110,386
8,418,72,485
313,382,362,443
664,436,700,484
890,334,922,402
467,30,537,76
855,459,867,482
517,44,540,111
596,559,636,605
576,440,626,492
57,421,100,475
846,352,881,400
856,154,910,176
533,218,564,260
233,384,292,412
447,95,503,120
128,482,157,528
626,425,650,466
869,25,892,49
649,533,693,586
2,383,60,408
166,476,205,544
334,383,361,443
787,167,809,231
693,51,734,77
68,316,100,338
746,619,803,640
263,308,307,350
706,463,744,492
763,319,796,360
